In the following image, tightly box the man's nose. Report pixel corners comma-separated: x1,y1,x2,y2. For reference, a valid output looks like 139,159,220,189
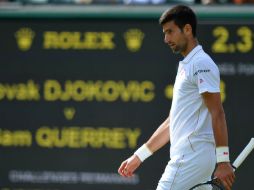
164,35,170,44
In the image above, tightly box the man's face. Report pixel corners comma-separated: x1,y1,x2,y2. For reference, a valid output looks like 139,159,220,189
162,21,187,54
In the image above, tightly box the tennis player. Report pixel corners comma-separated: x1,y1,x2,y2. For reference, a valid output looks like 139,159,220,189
118,5,235,190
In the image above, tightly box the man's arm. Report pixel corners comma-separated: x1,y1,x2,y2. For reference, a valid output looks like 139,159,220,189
202,92,235,190
118,116,170,177
146,116,170,152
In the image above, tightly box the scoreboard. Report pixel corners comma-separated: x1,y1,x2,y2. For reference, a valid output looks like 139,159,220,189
0,6,254,190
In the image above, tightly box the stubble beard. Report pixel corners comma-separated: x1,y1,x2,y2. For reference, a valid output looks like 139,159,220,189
170,45,182,54
171,42,187,55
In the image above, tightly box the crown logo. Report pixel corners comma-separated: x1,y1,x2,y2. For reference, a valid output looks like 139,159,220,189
124,29,145,52
15,28,35,51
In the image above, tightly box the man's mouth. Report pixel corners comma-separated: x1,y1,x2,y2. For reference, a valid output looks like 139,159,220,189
169,43,175,48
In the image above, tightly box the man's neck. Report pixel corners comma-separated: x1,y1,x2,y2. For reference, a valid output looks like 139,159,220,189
181,39,199,57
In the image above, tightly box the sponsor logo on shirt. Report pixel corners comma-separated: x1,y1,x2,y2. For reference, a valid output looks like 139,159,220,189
193,69,210,76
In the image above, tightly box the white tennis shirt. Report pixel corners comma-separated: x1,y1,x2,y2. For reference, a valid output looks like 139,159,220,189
169,45,220,158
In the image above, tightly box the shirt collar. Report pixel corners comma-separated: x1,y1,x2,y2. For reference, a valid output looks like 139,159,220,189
181,45,202,64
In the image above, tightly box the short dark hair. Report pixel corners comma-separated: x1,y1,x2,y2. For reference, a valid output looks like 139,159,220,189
159,5,197,37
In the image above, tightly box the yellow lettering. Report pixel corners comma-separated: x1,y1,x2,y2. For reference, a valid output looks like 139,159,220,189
140,81,155,102
72,80,87,101
43,31,58,49
35,127,53,148
100,32,115,49
60,80,72,101
35,126,141,149
164,84,174,100
80,127,99,148
43,31,115,50
125,128,141,149
102,81,119,102
43,80,155,102
0,80,39,101
0,129,32,147
119,81,138,102
88,80,103,101
68,127,80,148
44,80,62,101
84,32,98,49
59,32,73,49
220,80,226,103
51,128,66,148
107,128,126,149
0,129,12,146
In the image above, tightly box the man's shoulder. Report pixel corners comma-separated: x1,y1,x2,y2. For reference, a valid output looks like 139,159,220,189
193,50,217,68
196,49,214,61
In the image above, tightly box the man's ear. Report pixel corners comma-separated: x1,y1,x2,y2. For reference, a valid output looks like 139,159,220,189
184,24,192,36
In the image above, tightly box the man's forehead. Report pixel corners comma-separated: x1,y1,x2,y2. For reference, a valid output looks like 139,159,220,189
162,21,177,32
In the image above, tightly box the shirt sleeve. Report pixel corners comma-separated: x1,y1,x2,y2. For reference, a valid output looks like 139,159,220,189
192,59,220,94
